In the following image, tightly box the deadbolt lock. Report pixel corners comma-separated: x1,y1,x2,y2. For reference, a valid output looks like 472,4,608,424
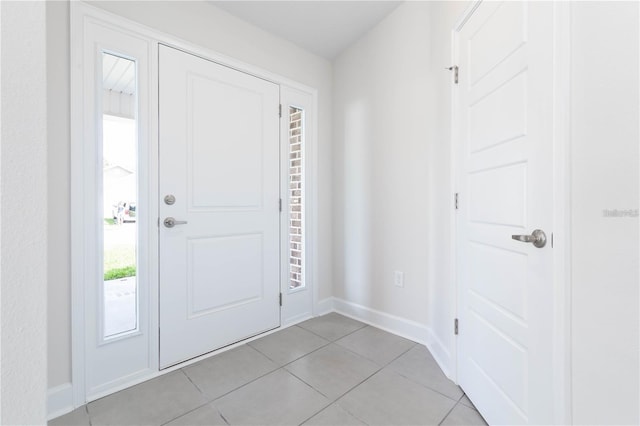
164,194,176,205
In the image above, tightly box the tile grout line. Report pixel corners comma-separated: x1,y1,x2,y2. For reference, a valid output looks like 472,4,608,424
85,404,93,426
82,315,460,426
296,319,368,342
386,365,464,404
218,408,231,426
332,334,417,371
160,400,212,426
290,347,385,425
247,325,332,367
180,367,205,395
163,351,284,424
438,401,461,426
163,318,388,425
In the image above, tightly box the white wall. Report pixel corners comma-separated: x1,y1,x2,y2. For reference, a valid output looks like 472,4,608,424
333,5,639,424
332,1,468,374
47,0,333,390
570,2,639,424
1,1,48,423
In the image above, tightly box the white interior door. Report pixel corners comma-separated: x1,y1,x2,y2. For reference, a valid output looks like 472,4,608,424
159,45,281,368
455,2,554,424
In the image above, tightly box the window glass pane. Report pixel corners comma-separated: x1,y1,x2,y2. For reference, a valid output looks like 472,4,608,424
289,106,304,290
102,52,138,338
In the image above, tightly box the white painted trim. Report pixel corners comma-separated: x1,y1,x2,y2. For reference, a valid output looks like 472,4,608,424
310,93,320,318
315,297,335,316
47,383,74,421
279,87,319,326
281,313,314,328
77,3,316,95
449,0,484,388
551,2,573,424
70,1,320,410
332,299,429,345
72,6,155,406
425,328,454,380
69,2,86,409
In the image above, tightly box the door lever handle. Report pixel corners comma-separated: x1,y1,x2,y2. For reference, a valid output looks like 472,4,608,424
511,229,547,248
164,217,188,228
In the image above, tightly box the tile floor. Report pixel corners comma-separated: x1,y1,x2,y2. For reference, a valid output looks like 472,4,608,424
50,313,487,426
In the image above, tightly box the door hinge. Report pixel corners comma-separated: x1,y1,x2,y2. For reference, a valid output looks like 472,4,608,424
279,198,282,212
279,104,282,118
455,193,459,210
454,318,459,335
447,65,459,84
279,292,283,306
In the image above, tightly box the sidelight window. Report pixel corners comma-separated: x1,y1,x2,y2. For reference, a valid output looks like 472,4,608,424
101,52,138,338
288,106,305,290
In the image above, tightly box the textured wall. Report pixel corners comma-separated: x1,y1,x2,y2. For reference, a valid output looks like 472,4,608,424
1,1,48,423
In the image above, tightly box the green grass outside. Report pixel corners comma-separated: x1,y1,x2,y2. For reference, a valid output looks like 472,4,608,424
104,265,136,281
104,243,136,281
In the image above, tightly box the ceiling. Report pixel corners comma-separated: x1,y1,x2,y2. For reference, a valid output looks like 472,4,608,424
211,1,402,59
103,53,136,95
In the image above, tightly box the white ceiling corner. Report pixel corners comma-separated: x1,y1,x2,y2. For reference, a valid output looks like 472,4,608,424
210,1,402,59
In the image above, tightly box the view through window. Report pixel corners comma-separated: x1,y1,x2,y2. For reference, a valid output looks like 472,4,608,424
102,52,138,338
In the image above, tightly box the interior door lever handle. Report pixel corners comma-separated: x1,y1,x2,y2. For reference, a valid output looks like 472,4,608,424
164,217,188,228
511,229,547,248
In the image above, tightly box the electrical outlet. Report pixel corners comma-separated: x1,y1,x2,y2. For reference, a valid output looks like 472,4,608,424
394,271,404,288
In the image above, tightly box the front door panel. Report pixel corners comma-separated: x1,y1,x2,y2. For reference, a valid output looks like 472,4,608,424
159,45,280,368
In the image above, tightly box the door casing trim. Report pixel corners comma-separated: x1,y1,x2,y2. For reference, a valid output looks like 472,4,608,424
70,1,319,408
449,1,572,424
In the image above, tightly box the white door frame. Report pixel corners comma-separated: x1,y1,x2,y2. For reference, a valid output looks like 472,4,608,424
70,1,319,408
280,87,319,326
449,1,572,424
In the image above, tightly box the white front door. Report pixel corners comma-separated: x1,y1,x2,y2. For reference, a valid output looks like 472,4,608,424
159,45,281,368
455,2,554,424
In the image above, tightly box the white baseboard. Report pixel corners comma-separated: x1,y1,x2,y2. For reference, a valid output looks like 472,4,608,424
425,327,453,379
328,297,454,381
47,382,74,420
332,297,430,345
315,297,334,316
282,312,313,328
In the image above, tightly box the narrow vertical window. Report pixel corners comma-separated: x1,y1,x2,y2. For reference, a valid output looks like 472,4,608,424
289,107,304,290
102,52,138,338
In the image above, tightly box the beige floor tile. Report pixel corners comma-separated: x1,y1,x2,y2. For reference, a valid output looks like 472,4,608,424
441,403,487,426
164,403,227,426
248,326,329,365
183,344,278,399
88,371,206,425
48,407,90,426
286,343,379,400
215,369,330,425
386,344,463,400
303,403,366,425
297,313,366,341
337,369,456,425
335,326,415,366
